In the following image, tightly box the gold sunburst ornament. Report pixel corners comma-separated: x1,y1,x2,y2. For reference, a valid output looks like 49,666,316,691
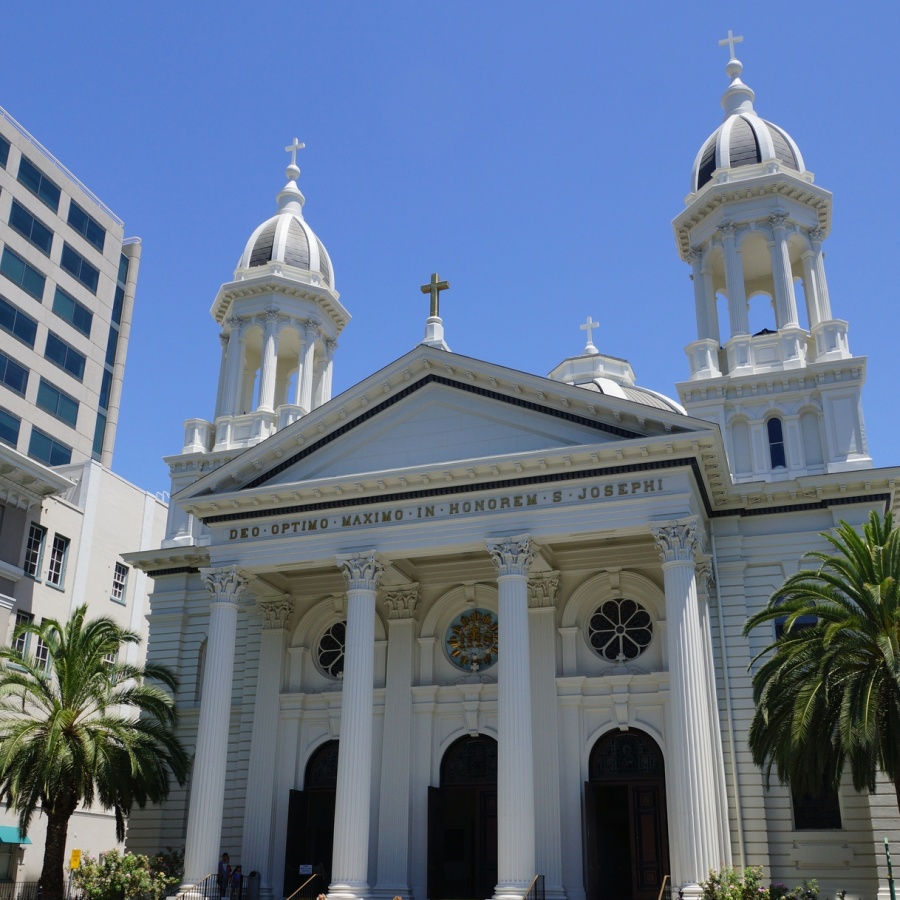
446,609,498,672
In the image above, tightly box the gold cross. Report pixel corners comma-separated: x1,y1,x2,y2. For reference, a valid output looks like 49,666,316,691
420,273,450,318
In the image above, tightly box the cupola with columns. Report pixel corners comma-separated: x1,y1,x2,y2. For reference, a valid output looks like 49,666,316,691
164,141,349,547
183,139,349,457
675,33,871,482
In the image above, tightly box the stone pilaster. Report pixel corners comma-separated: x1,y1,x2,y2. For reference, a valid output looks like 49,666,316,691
769,213,799,328
374,585,419,900
241,597,293,898
330,552,385,900
298,319,319,414
650,520,724,896
182,567,250,887
720,223,749,336
527,573,565,900
486,535,536,900
223,317,244,417
257,307,280,412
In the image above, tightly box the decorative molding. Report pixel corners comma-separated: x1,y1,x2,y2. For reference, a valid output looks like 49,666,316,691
257,597,293,630
200,566,250,604
650,518,700,565
336,551,385,592
528,571,560,608
485,534,534,577
695,554,714,600
383,584,419,620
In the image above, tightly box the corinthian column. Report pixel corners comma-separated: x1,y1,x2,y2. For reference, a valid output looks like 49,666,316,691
720,223,749,336
242,597,293,899
769,213,799,328
182,567,250,888
257,307,280,413
486,535,536,900
374,585,419,900
330,552,384,900
298,319,319,414
650,520,724,898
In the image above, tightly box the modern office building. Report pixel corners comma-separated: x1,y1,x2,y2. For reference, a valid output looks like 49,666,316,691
0,106,166,881
0,104,139,471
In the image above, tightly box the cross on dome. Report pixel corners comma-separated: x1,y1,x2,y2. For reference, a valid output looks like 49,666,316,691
580,316,599,355
285,137,306,168
421,273,450,318
718,29,743,60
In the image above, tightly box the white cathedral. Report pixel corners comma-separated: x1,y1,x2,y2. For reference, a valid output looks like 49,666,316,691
125,38,900,900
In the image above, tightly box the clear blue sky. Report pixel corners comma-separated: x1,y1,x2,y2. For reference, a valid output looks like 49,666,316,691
2,1,898,495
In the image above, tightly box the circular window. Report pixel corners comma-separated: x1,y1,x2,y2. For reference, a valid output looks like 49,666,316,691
317,621,346,678
588,599,653,662
445,608,498,673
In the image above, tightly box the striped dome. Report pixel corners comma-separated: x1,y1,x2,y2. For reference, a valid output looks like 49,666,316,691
237,163,334,288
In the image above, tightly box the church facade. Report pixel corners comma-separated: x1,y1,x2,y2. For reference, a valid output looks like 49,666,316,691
125,44,900,900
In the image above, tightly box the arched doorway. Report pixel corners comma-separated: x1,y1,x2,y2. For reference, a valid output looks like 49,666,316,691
428,735,498,900
584,730,669,900
283,740,338,896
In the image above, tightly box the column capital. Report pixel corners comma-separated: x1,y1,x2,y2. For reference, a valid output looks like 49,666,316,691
264,304,280,325
257,596,293,630
718,220,737,238
336,551,385,592
200,566,250,605
769,211,789,230
486,534,534,577
650,518,701,565
527,571,560,609
226,314,243,330
304,318,321,340
808,225,825,245
383,584,419,620
695,554,714,601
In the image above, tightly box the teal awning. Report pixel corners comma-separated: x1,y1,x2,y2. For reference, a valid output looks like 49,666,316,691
0,827,30,844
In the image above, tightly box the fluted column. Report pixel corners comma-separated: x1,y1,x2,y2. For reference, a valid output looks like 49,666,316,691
486,535,536,900
374,585,419,900
695,558,733,869
298,319,319,414
769,213,799,328
182,567,250,888
214,333,229,420
223,317,245,417
720,223,749,336
809,227,832,321
650,520,723,897
242,597,293,898
330,552,384,900
257,308,280,413
690,249,719,343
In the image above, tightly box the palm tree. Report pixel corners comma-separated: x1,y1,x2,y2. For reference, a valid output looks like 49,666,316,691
743,510,900,811
0,605,189,900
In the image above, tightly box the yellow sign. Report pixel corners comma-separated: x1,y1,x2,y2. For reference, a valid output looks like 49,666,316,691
70,849,81,870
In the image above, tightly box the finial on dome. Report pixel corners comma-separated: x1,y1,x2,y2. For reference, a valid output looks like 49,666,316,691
278,137,306,212
580,316,599,356
717,29,755,118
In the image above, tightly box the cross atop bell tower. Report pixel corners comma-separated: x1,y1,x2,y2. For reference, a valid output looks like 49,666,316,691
419,272,451,351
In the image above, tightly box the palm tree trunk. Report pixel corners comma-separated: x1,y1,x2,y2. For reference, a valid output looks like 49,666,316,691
39,808,73,900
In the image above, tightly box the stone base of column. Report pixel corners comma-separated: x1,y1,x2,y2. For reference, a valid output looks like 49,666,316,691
681,881,703,900
328,881,370,900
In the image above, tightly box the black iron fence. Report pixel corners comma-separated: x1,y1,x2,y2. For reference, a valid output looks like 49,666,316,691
524,874,544,900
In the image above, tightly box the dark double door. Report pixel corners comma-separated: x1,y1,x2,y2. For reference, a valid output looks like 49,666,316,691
584,731,669,900
427,735,498,900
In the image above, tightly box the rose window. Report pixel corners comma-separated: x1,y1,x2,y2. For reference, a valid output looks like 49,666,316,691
445,608,499,673
588,599,652,662
317,621,346,678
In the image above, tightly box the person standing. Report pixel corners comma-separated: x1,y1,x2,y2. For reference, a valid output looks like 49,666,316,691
230,865,243,900
217,854,231,899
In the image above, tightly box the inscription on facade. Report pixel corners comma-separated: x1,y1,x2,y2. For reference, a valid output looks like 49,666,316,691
223,477,665,542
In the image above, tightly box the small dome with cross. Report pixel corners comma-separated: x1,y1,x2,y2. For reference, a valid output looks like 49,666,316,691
690,35,806,194
236,139,335,288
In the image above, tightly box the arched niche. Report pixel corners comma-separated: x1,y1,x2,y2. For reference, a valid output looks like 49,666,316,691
560,571,666,677
799,406,825,468
287,595,386,693
419,583,498,685
727,416,753,476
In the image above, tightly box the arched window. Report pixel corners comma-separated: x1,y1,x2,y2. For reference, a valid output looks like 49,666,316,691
767,417,787,469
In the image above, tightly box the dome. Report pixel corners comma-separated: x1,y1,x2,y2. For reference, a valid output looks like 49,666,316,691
236,158,334,288
690,56,805,193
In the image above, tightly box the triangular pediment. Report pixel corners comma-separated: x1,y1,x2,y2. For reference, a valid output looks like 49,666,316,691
267,379,630,484
182,346,708,502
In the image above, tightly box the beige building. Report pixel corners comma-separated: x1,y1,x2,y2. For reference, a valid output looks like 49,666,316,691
0,106,167,881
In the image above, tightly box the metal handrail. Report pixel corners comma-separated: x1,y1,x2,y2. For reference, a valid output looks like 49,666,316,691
175,873,217,899
283,873,321,900
523,874,545,900
657,874,671,900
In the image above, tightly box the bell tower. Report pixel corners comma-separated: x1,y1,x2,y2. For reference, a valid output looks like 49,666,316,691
675,35,871,484
163,142,349,547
